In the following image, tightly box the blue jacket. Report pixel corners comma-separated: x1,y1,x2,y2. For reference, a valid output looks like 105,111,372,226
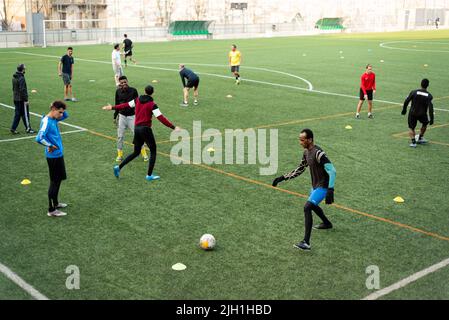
35,112,68,158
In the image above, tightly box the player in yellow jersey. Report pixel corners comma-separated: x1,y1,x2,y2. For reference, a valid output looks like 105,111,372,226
228,44,242,85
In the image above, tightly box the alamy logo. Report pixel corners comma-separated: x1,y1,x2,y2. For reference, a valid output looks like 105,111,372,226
170,121,278,175
65,265,80,290
365,265,380,290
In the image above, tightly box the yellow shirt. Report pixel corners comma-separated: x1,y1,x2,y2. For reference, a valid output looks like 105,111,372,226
229,50,241,66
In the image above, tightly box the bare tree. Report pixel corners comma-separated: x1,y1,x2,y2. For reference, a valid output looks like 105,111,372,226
165,0,175,26
33,0,52,17
154,0,174,27
155,0,164,26
194,0,207,20
1,0,11,30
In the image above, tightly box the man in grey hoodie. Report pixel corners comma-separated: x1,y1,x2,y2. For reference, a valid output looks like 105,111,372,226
11,64,34,134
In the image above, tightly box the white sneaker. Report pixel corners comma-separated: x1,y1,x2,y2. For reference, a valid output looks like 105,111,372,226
368,113,374,119
56,203,68,209
416,134,428,144
47,210,67,217
355,113,360,119
409,143,417,148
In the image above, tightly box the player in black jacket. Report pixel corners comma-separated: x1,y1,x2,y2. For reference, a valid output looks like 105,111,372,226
402,79,434,148
11,64,34,134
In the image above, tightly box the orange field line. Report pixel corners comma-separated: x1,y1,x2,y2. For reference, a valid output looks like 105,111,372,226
157,103,399,145
86,128,449,243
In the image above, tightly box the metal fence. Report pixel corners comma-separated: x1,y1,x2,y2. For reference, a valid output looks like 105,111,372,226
0,20,447,48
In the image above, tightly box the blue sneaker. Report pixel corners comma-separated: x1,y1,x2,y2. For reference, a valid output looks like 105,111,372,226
145,175,160,181
113,165,120,178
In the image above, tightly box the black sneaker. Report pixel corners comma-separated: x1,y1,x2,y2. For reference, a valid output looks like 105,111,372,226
293,240,311,251
10,129,19,134
313,223,333,230
26,129,35,134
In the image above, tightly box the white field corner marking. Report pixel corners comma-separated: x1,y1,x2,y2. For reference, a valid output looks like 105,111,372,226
362,257,449,300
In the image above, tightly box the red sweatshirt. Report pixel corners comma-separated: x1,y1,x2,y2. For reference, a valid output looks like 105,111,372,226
360,72,376,95
114,95,175,129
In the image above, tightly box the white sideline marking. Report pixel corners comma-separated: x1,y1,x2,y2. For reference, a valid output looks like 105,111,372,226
362,257,449,300
0,129,85,143
0,102,87,131
0,262,49,300
435,108,449,112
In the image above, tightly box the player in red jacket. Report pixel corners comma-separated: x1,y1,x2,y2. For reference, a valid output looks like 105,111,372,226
103,85,180,181
355,64,376,119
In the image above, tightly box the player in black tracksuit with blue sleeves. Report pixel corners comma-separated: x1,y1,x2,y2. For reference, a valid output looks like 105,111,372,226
272,128,336,251
402,78,434,148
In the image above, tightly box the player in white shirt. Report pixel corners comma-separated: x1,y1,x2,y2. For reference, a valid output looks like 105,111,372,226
112,44,124,87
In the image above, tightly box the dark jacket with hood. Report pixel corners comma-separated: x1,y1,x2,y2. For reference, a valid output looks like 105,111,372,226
12,71,28,102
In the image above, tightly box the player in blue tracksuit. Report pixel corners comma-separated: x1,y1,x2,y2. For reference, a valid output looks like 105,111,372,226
35,101,69,217
272,128,336,251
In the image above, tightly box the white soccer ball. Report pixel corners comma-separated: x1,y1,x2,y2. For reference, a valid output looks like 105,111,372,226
199,234,216,250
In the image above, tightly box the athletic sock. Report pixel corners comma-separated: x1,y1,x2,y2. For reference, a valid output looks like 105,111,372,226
304,207,313,245
311,204,331,225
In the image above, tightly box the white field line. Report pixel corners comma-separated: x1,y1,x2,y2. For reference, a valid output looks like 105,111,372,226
13,51,315,92
0,262,49,300
12,51,402,105
362,257,449,300
135,61,314,90
435,108,449,112
0,102,87,131
0,129,85,143
10,52,448,112
380,41,449,53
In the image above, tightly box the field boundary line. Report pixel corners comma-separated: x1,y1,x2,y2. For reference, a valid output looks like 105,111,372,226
362,257,449,300
0,261,49,300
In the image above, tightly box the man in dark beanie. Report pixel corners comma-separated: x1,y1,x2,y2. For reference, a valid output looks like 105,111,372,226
11,64,34,134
